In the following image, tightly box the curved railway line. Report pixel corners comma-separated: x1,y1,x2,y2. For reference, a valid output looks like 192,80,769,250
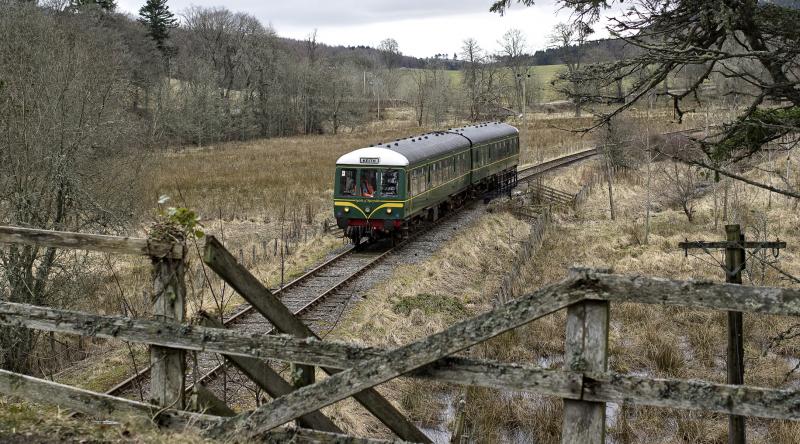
104,127,704,403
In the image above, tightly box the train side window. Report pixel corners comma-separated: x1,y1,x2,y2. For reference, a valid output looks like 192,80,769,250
381,169,399,197
426,165,431,189
339,168,357,196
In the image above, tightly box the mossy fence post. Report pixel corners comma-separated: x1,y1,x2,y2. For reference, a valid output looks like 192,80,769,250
149,234,187,409
562,273,609,444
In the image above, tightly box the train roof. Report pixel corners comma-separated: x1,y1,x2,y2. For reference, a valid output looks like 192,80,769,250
336,122,518,167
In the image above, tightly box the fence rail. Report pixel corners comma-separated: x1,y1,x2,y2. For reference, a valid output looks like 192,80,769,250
0,225,184,259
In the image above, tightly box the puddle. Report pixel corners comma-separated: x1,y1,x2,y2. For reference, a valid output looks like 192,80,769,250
419,393,457,444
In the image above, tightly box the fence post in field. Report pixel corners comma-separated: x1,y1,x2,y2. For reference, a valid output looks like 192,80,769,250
149,233,187,409
562,286,609,444
725,224,746,444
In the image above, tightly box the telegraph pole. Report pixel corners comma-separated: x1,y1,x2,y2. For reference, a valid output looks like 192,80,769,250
679,225,785,444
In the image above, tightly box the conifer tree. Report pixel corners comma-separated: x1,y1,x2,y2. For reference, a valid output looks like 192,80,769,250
138,0,177,53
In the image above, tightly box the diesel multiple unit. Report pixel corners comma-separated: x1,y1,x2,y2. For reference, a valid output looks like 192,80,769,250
333,122,519,245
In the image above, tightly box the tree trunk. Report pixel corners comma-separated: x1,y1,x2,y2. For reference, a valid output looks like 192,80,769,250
723,180,729,221
683,204,694,222
605,154,616,221
645,149,652,244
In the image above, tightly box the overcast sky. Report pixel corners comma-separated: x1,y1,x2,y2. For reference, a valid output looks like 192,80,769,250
116,0,611,58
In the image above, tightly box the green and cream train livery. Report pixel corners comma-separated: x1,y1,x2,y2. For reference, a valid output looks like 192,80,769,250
334,122,520,245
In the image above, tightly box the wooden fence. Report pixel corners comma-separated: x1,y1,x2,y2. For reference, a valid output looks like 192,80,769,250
1,225,800,443
497,210,551,304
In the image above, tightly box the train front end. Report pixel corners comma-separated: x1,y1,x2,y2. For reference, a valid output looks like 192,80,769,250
334,148,408,245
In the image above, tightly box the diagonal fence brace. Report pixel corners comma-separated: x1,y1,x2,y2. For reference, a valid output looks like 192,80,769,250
203,236,431,443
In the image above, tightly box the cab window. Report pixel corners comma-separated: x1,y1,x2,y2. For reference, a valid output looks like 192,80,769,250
382,169,399,197
339,168,356,196
360,169,377,197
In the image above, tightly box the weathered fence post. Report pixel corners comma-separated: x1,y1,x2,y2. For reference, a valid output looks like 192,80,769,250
150,238,186,409
725,224,746,444
562,294,609,444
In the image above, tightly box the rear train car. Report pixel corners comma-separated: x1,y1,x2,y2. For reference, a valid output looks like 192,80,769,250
333,122,519,245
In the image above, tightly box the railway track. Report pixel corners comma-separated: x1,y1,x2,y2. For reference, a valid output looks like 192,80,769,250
104,128,706,403
108,203,468,402
516,126,707,183
517,148,599,182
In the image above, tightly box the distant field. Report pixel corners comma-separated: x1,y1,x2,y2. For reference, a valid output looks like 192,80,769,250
398,64,568,104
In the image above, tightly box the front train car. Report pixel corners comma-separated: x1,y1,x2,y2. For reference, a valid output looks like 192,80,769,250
333,147,408,245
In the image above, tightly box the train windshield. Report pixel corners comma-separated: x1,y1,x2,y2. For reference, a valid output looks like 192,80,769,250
360,169,377,197
381,169,399,197
339,168,357,196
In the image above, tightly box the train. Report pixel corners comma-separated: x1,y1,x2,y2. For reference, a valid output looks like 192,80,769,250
333,122,520,245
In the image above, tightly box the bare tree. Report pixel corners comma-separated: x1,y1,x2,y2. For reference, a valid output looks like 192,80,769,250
0,3,144,373
548,22,593,117
461,38,484,120
407,60,453,126
378,38,401,69
409,66,434,127
461,38,504,121
375,38,403,104
659,162,707,223
498,28,528,113
321,62,362,134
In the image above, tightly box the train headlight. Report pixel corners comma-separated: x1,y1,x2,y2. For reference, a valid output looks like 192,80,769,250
365,207,371,213
344,207,349,213
386,208,392,214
